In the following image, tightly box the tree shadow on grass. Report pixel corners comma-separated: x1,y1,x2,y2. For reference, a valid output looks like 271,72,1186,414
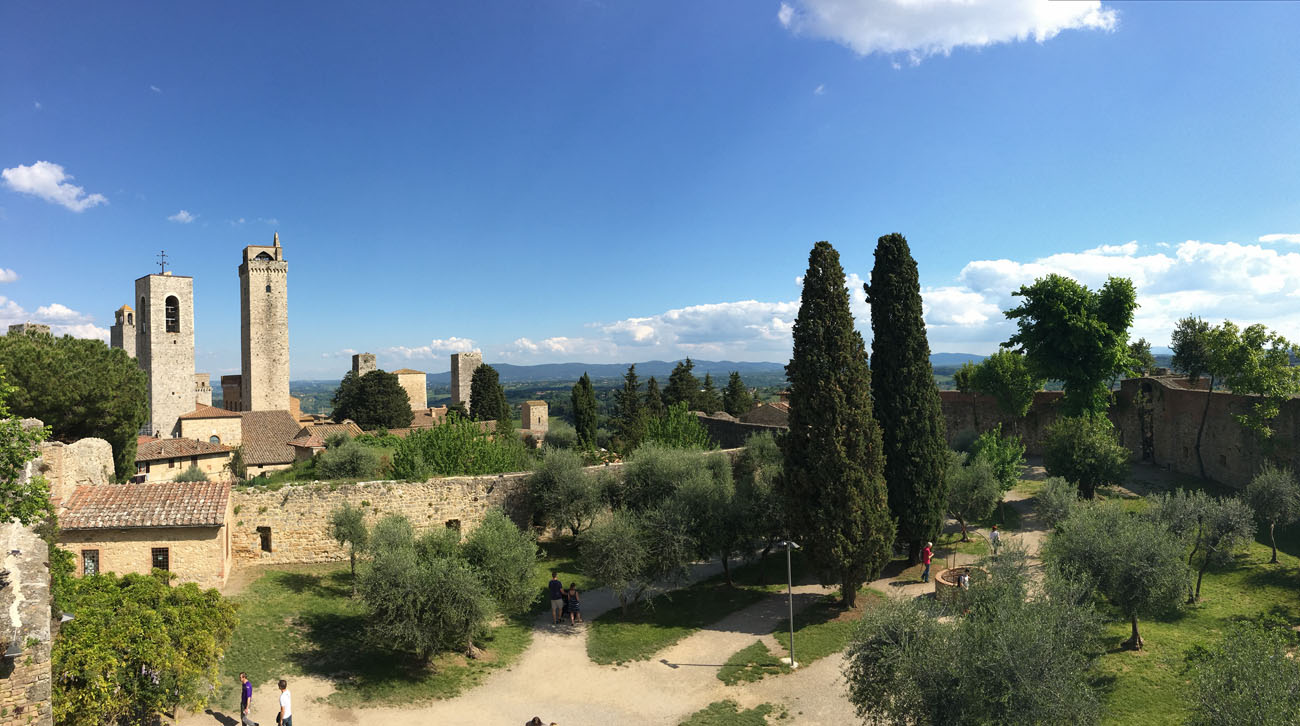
1242,561,1300,592
268,570,352,599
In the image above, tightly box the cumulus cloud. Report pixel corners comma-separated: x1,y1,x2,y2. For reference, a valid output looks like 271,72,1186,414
167,209,197,223
384,337,479,360
1260,233,1300,245
0,269,17,283
777,0,1117,61
1,161,108,212
0,296,107,340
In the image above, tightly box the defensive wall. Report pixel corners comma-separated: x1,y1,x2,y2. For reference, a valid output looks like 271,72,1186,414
697,416,788,449
938,390,1067,455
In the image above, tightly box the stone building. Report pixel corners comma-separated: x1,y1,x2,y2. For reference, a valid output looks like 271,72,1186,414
6,323,50,336
134,271,196,437
394,368,427,411
220,374,243,412
522,400,548,433
178,404,244,446
352,352,376,376
59,480,233,588
239,409,301,476
194,373,213,407
109,304,136,358
133,437,233,482
238,235,290,412
450,351,482,411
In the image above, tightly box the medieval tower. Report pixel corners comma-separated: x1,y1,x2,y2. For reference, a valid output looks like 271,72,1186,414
109,304,136,358
134,271,195,437
238,234,290,411
450,351,482,411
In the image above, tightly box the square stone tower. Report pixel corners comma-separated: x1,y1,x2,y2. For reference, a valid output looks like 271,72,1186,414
194,373,213,407
352,352,376,377
450,351,482,411
134,271,195,437
110,305,136,358
394,369,427,411
522,400,549,433
238,234,290,412
220,375,243,412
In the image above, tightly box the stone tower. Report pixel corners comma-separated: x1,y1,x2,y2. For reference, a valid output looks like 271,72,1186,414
134,271,195,437
450,351,482,411
238,234,290,411
352,352,376,377
394,369,427,411
110,305,136,358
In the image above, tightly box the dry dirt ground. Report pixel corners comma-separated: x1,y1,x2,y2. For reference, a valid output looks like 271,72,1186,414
183,484,1055,726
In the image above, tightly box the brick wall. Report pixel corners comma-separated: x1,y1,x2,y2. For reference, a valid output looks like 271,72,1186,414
938,390,1067,455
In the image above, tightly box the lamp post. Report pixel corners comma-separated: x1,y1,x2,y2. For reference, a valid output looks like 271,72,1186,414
777,539,800,669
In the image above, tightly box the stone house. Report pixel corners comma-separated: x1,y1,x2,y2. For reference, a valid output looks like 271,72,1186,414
59,480,233,588
240,409,301,476
134,436,233,482
178,403,244,446
740,401,790,427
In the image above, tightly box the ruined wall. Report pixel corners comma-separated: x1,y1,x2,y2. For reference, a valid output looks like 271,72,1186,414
697,416,787,449
938,391,1066,455
0,524,52,726
35,436,114,509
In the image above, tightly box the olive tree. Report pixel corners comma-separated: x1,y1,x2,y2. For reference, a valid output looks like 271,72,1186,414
528,448,602,536
945,451,1001,542
328,501,369,589
1247,463,1300,564
1186,621,1300,726
1035,476,1078,529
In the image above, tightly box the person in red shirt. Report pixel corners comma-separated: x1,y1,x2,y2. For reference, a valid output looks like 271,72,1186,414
921,541,933,583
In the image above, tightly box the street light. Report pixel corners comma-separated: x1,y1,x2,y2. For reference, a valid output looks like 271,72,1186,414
777,539,800,669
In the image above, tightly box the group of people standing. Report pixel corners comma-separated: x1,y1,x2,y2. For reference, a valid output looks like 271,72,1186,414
548,570,583,625
239,674,292,726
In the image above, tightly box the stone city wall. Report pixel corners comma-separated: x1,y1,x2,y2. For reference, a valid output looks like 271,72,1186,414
697,416,787,450
938,390,1067,455
34,436,114,509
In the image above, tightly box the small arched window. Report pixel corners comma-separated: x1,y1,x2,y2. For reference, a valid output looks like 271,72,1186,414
164,296,180,333
127,312,133,325
265,284,272,293
209,435,220,444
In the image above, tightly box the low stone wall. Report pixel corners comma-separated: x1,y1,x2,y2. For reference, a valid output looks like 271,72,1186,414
0,524,52,726
697,416,786,449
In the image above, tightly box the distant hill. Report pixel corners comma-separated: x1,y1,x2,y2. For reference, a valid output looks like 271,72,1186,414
929,352,986,366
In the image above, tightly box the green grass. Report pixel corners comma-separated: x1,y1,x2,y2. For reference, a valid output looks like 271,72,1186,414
220,563,534,708
717,641,791,685
679,700,777,726
772,588,884,667
588,578,768,664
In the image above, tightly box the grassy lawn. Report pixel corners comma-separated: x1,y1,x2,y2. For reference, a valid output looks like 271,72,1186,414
679,700,778,726
532,536,601,609
718,641,791,685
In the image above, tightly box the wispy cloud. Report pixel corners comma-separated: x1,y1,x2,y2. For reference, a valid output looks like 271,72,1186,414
383,337,479,360
167,209,197,223
1,161,108,212
813,84,825,95
33,101,41,110
1259,233,1300,245
0,269,17,283
150,85,162,93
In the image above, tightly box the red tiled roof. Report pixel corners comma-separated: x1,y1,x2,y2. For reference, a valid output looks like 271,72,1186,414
61,481,230,529
136,437,232,462
179,403,242,420
288,434,325,448
240,410,302,465
298,421,364,441
391,368,425,375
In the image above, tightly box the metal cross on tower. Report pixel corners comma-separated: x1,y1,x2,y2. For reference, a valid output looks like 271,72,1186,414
156,250,168,274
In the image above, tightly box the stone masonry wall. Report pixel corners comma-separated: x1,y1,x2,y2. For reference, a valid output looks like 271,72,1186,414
59,524,231,589
239,246,290,412
697,416,787,449
450,352,482,411
939,390,1067,455
397,371,427,411
135,273,196,437
0,524,52,726
34,436,114,510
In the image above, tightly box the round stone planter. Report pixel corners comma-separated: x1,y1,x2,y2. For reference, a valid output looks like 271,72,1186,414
934,565,987,607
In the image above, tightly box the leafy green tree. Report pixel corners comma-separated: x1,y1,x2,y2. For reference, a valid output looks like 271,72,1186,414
696,372,722,413
0,368,51,525
461,508,539,615
469,363,511,427
1004,274,1137,416
866,233,950,562
0,331,147,480
953,361,977,394
1127,337,1157,377
1186,496,1255,601
1170,316,1220,478
612,364,646,451
315,438,382,480
664,358,701,410
644,376,666,419
1043,416,1129,499
969,349,1045,419
172,464,208,482
733,432,785,581
721,371,753,417
1043,501,1188,649
329,501,369,589
1217,322,1300,443
643,401,713,450
618,441,712,511
528,448,602,536
780,241,894,608
672,452,743,584
571,373,598,448
579,510,649,613
945,451,1002,542
330,370,415,430
1186,621,1300,726
1035,476,1078,528
1246,463,1300,563
53,572,238,726
393,416,533,478
969,425,1026,493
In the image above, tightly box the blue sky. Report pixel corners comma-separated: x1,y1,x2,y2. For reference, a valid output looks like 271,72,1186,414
2,1,1298,379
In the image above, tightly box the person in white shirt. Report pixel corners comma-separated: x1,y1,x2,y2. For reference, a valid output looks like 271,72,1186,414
990,525,1001,555
277,680,292,726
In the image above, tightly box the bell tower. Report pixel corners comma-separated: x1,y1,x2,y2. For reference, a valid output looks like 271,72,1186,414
238,234,290,411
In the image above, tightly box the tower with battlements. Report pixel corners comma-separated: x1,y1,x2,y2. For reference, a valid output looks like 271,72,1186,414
135,271,195,437
352,352,376,377
110,305,136,358
238,234,290,411
450,351,482,412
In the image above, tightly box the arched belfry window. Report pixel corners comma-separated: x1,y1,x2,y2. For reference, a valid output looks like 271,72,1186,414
165,296,180,333
127,312,133,325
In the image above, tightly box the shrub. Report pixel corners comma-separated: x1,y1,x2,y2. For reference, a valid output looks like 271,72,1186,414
617,442,712,511
315,439,381,480
172,464,208,482
969,424,1026,492
644,402,714,450
1035,477,1078,528
461,508,539,615
1186,621,1300,725
393,417,533,477
1043,416,1129,498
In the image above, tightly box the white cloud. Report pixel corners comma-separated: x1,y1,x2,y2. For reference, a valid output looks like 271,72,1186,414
1260,233,1300,245
383,337,479,360
1,161,108,212
258,217,279,226
0,269,17,283
150,85,162,93
0,296,107,340
813,83,825,95
777,0,1117,61
167,209,197,223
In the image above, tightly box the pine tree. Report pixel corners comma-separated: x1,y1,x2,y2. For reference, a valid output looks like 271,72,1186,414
644,376,666,419
664,358,701,410
722,371,753,417
866,233,950,563
332,370,415,430
571,373,598,448
468,364,510,425
781,241,894,608
696,373,722,413
613,364,646,451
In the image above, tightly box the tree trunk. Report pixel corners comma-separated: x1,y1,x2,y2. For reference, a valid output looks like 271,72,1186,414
1194,379,1213,479
957,517,969,542
1122,613,1143,650
841,570,858,608
1270,521,1279,564
907,539,920,566
1195,554,1210,601
466,636,484,660
721,553,733,587
1186,523,1203,603
349,551,357,594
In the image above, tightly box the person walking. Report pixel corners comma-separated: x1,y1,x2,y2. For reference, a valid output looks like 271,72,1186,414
921,541,933,583
990,525,1001,555
239,673,257,726
548,571,565,625
277,679,292,726
567,583,582,625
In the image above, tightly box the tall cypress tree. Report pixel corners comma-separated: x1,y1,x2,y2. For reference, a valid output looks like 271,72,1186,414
697,372,722,413
644,376,666,419
781,241,894,608
664,358,701,409
469,364,510,424
722,371,753,417
571,373,598,448
613,364,646,451
866,233,949,563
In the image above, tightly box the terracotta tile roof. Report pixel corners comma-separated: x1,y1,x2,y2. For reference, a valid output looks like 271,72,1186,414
288,434,325,448
179,403,242,420
136,437,233,462
62,481,230,529
239,410,302,465
298,421,364,441
138,435,157,447
391,368,425,375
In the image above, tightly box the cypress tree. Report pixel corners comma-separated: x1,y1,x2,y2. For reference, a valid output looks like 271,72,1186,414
332,370,415,431
664,358,701,410
781,241,894,608
469,364,510,424
697,372,722,413
571,373,598,448
722,371,753,417
614,364,646,451
866,233,949,563
644,376,666,419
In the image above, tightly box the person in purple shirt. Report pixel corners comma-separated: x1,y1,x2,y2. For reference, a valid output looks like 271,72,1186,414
239,672,258,726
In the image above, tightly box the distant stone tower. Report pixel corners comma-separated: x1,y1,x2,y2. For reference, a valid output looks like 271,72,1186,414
110,305,136,358
393,369,427,411
352,353,376,377
450,351,482,411
220,375,243,412
239,234,290,411
7,323,50,336
135,271,195,437
522,400,549,433
194,373,212,407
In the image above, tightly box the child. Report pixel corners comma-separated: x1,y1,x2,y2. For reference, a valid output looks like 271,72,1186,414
567,583,582,624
